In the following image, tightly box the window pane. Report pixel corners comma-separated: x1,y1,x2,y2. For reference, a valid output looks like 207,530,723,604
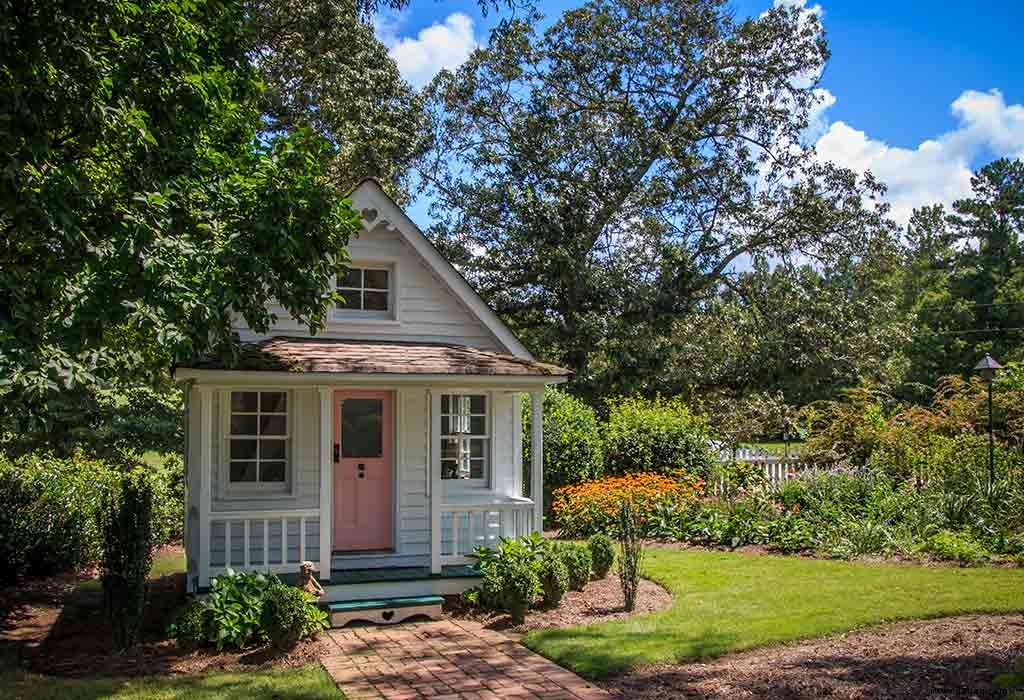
260,415,287,436
260,461,287,482
364,269,389,290
260,392,287,413
363,291,388,311
469,395,486,414
341,398,382,458
441,438,459,460
470,439,485,458
230,415,258,436
259,439,286,460
441,395,450,413
441,416,451,435
470,459,485,480
336,291,360,309
441,459,459,479
231,392,259,412
469,416,486,435
338,268,362,288
230,439,257,460
230,461,258,482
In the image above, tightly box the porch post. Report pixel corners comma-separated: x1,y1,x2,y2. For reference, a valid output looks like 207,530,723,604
530,389,544,533
198,385,213,590
317,387,332,582
429,390,442,574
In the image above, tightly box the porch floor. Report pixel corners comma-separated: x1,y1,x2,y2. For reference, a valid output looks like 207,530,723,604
327,565,478,585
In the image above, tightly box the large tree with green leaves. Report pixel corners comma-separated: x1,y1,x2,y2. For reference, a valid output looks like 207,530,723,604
419,0,891,398
0,0,361,431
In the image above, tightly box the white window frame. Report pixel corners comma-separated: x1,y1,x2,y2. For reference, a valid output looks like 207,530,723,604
439,392,491,489
221,389,294,497
333,260,399,323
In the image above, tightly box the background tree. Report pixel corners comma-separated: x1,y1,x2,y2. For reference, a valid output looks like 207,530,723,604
0,0,361,432
419,0,892,400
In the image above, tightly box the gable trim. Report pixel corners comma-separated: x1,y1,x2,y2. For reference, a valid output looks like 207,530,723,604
348,180,534,361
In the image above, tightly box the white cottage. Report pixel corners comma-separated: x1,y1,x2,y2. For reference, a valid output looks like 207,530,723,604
175,180,569,607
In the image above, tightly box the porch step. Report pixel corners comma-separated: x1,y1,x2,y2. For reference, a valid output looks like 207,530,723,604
327,595,444,628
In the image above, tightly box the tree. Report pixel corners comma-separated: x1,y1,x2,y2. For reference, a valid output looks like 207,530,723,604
250,0,428,200
0,0,362,430
419,0,890,399
903,159,1024,387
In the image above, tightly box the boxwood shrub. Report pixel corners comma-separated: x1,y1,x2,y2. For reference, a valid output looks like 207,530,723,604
603,395,713,478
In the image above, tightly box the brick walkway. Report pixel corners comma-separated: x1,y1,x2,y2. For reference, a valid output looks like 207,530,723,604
321,619,612,699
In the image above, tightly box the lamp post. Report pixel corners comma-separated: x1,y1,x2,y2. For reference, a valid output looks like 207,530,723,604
973,353,1003,491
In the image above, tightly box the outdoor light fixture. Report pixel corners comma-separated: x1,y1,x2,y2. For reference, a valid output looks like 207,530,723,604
973,353,1003,492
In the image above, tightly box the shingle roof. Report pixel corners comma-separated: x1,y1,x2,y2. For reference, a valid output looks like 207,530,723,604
179,337,571,377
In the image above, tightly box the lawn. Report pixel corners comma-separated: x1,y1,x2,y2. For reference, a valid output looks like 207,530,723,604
525,548,1024,679
1,664,342,700
75,548,185,593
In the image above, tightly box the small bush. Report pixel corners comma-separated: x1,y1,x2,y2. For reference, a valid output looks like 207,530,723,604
767,513,816,553
603,396,714,478
478,538,540,624
553,472,702,537
262,585,313,649
617,500,645,612
169,599,207,648
99,467,155,650
925,530,990,566
205,570,278,649
538,554,569,607
523,389,604,511
588,534,615,578
556,542,592,591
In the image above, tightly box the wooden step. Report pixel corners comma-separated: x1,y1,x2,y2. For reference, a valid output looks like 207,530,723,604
327,595,444,627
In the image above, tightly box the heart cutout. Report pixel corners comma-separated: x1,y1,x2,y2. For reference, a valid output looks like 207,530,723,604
382,610,395,622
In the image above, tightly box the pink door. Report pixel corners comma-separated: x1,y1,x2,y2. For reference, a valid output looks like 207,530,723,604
333,391,393,552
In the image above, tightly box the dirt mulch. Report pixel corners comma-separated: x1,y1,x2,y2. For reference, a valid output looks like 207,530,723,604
445,575,672,636
604,614,1024,700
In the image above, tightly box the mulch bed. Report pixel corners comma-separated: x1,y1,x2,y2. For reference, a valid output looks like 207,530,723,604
445,575,673,635
604,614,1024,700
0,543,330,678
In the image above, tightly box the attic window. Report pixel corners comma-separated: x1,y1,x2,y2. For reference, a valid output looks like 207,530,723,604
336,266,392,317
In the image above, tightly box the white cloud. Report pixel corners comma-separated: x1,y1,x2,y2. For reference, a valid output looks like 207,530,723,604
815,89,1024,225
380,13,478,89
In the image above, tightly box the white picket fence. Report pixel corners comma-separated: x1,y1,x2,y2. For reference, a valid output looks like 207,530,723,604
716,448,813,490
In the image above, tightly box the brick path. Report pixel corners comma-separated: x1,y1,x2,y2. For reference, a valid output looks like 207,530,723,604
320,619,612,699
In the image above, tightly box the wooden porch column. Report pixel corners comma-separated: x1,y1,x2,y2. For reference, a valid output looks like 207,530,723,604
530,390,544,533
429,389,442,574
197,385,213,590
317,387,332,582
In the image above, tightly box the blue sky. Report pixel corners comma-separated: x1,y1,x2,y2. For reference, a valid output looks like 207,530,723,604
376,0,1024,228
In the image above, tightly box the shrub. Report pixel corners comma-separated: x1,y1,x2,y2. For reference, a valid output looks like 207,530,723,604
767,512,816,553
99,468,155,650
925,530,990,566
552,472,702,537
478,537,541,624
616,500,644,612
205,570,278,649
262,585,314,649
169,599,208,648
587,534,615,578
538,554,569,607
603,395,713,478
0,451,117,583
523,389,604,512
149,454,185,545
556,542,592,591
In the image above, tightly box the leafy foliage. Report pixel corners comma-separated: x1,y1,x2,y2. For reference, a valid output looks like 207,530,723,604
261,584,327,649
99,468,156,650
168,599,208,649
538,553,569,608
0,0,361,421
587,534,615,579
523,388,604,511
603,396,714,478
554,542,592,592
924,530,990,566
476,537,541,624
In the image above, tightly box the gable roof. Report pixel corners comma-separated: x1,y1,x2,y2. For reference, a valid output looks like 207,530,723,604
348,179,534,361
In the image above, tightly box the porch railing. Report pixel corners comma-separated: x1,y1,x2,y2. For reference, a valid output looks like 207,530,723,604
207,509,321,580
439,500,535,566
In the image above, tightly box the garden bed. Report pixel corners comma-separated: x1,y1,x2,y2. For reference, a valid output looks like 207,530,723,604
604,614,1024,699
445,575,672,635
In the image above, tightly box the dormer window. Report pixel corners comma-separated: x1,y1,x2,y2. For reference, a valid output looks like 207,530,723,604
335,265,395,320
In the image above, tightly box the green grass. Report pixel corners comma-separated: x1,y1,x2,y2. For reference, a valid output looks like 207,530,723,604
76,548,186,594
525,548,1024,679
1,664,342,700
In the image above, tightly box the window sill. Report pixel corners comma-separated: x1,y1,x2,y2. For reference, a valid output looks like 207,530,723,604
330,314,401,327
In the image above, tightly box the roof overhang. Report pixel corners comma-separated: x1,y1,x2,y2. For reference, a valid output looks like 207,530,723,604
174,368,568,388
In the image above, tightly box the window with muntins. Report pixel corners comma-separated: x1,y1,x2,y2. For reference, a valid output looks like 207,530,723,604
440,394,489,483
228,391,288,484
336,266,390,314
